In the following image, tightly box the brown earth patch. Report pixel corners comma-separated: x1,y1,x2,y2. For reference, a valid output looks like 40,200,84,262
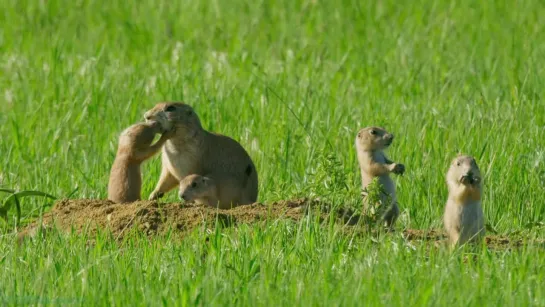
400,228,545,250
18,198,333,241
17,198,544,250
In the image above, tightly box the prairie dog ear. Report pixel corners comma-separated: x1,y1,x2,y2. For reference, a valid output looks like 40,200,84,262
165,105,177,112
203,176,214,185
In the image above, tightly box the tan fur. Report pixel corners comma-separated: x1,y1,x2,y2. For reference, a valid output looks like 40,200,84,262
107,121,172,203
443,155,485,247
355,126,405,228
178,174,246,209
144,102,258,204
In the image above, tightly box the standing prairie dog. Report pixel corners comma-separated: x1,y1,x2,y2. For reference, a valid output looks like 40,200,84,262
107,121,172,203
443,155,485,247
178,174,248,209
355,126,405,228
143,102,258,203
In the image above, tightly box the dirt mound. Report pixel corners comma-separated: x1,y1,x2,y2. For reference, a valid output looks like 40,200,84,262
17,199,543,250
19,198,331,240
401,229,544,250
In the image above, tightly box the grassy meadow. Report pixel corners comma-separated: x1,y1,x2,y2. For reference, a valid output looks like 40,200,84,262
1,0,545,305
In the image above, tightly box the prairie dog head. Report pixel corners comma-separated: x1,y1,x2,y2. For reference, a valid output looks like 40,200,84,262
447,155,482,189
144,102,202,137
119,122,163,148
355,127,395,151
178,174,215,202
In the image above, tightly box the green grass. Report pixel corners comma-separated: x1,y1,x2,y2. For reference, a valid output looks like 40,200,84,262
1,0,545,305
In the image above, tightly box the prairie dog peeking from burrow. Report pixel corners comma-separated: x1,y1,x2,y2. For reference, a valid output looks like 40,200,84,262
178,173,251,209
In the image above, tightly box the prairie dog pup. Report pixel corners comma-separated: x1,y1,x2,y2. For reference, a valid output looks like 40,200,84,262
143,102,258,203
107,121,172,203
355,127,405,227
178,174,248,209
443,155,485,247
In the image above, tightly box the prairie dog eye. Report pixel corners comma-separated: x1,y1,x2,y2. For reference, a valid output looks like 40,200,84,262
456,161,461,166
191,182,197,188
369,130,377,135
165,105,176,112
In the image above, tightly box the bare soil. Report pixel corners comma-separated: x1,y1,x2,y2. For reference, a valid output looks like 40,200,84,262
18,198,543,250
19,198,327,241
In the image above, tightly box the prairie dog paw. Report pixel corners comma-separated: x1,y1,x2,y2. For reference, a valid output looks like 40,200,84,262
149,191,164,201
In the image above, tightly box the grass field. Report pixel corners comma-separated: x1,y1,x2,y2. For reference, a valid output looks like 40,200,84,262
1,0,545,305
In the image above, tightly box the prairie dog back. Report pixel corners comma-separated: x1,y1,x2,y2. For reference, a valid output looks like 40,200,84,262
144,102,258,203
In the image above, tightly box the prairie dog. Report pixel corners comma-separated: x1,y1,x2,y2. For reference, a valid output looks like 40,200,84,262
443,155,485,247
355,126,405,227
143,102,258,203
178,174,248,209
107,121,172,203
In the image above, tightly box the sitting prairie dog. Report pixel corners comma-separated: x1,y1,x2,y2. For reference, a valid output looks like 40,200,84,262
355,126,405,228
107,121,172,203
443,155,485,247
143,102,258,204
178,174,249,209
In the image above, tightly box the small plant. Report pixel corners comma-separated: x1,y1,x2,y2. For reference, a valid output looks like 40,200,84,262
0,188,56,225
301,149,353,199
362,178,394,227
314,151,349,195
